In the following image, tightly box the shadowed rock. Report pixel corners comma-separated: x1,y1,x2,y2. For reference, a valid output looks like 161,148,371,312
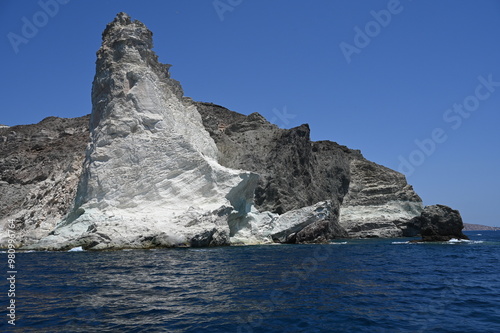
410,205,469,241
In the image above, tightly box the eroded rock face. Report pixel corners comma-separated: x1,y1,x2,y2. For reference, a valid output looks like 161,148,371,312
197,102,426,239
0,116,89,248
27,13,259,250
197,102,351,241
339,157,424,238
410,205,469,241
270,201,348,243
197,103,352,215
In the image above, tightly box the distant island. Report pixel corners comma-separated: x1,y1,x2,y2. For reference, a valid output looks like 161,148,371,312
463,223,500,231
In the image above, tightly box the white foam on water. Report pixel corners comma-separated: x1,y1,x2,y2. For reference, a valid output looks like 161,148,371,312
447,239,484,244
68,246,84,252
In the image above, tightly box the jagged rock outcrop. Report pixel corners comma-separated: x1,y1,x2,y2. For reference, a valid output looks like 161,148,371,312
0,13,466,249
197,103,351,215
409,205,469,241
25,12,263,250
197,102,426,240
0,116,89,247
197,102,354,242
338,157,424,238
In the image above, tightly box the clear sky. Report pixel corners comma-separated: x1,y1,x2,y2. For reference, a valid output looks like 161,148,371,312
1,0,499,227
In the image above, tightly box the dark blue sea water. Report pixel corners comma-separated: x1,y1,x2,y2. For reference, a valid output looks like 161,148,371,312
2,231,500,332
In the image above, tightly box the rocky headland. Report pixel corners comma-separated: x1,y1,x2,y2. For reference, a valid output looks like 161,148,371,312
0,13,468,250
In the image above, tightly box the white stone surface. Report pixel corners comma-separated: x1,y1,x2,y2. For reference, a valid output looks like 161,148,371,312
339,200,423,238
230,201,334,244
27,14,260,250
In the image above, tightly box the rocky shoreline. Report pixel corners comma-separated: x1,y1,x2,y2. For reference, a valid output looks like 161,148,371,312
0,13,468,250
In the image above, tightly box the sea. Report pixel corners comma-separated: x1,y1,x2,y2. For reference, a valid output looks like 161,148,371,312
1,231,499,333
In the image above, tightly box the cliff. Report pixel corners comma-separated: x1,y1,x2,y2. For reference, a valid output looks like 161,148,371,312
24,12,262,250
196,102,352,243
0,13,466,250
339,157,423,238
0,116,89,247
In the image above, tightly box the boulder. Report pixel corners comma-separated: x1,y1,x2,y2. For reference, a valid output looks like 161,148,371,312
410,204,469,241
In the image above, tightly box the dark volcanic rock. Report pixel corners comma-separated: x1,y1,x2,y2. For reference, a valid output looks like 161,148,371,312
295,219,348,244
410,205,469,241
196,101,352,240
196,102,352,215
0,116,89,247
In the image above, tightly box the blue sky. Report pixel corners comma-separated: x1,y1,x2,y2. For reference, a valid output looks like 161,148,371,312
1,0,499,227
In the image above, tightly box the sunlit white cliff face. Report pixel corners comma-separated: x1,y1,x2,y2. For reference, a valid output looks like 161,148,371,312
30,13,260,250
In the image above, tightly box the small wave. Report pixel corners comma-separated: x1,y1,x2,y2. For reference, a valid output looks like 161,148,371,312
448,238,469,243
330,241,348,245
68,246,85,252
447,239,484,244
477,234,482,236
391,241,410,245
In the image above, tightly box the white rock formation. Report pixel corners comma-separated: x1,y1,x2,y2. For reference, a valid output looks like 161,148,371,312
339,201,424,238
229,201,339,244
28,13,260,250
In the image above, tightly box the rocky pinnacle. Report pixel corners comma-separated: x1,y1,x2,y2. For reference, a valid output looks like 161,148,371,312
28,12,260,250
